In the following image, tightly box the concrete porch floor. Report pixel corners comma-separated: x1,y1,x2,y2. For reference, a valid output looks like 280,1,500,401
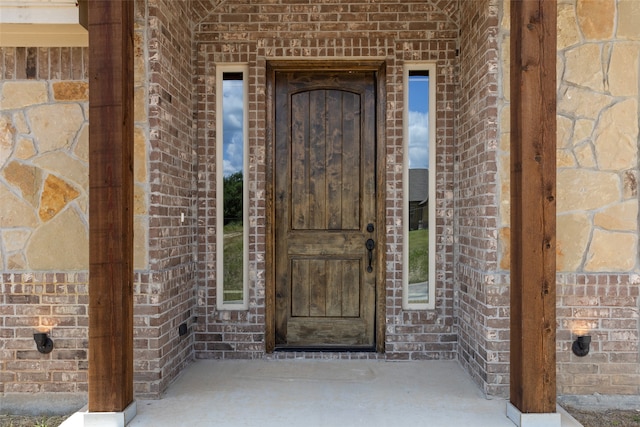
119,359,582,427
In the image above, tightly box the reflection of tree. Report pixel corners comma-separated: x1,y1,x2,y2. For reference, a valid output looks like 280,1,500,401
223,171,243,225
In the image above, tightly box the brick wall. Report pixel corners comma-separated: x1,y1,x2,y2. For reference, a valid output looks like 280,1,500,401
193,0,460,361
456,0,509,397
137,0,198,396
0,47,87,81
0,273,88,398
557,273,640,395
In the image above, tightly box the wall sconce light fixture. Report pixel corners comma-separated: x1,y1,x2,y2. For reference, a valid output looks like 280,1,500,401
33,332,54,354
572,335,591,357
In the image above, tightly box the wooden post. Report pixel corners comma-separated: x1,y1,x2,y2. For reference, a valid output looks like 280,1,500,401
510,0,557,414
88,0,135,413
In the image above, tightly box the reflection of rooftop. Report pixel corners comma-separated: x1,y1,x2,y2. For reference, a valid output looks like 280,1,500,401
408,168,428,204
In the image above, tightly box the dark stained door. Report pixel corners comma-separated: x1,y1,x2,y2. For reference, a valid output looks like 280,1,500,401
274,70,377,349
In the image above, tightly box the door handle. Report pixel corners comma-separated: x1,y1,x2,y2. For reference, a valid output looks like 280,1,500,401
365,238,375,273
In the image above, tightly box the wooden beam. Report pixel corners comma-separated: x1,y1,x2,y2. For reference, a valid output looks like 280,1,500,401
78,0,88,30
510,0,557,414
88,0,135,413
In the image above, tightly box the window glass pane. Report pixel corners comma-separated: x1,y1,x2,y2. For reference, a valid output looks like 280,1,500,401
222,72,244,304
407,70,429,305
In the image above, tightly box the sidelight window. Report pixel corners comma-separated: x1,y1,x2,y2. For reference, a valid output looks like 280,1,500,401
216,64,249,310
403,63,436,310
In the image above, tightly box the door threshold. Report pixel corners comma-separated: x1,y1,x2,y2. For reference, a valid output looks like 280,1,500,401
274,345,377,353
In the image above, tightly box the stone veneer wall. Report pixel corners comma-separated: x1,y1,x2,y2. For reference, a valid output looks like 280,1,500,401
497,0,640,397
554,0,640,396
456,0,509,398
0,48,91,402
193,0,459,360
0,44,156,402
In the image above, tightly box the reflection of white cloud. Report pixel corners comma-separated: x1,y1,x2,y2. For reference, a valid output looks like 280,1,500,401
224,132,243,176
224,93,243,129
223,159,236,176
410,145,429,169
408,110,429,169
223,81,244,176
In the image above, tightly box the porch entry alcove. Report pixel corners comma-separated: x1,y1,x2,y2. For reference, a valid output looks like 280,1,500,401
265,62,386,352
192,1,463,380
3,1,592,422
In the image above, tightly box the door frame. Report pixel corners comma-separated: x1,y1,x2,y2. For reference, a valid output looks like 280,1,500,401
265,60,387,353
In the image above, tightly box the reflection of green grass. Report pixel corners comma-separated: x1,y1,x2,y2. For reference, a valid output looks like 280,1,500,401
223,222,243,302
224,225,428,300
408,228,429,284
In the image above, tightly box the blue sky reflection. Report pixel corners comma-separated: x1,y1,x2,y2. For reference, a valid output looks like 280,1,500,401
222,78,244,177
408,74,429,169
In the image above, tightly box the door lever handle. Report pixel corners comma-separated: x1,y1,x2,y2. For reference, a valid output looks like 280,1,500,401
365,238,375,273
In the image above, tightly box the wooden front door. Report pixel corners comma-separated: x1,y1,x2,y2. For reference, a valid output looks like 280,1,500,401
273,70,378,350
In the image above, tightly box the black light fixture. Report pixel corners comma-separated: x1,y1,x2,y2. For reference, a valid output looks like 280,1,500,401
572,335,591,357
33,332,54,354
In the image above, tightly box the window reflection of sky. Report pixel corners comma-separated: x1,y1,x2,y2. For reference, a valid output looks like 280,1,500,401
408,75,429,169
224,76,426,173
222,79,244,177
